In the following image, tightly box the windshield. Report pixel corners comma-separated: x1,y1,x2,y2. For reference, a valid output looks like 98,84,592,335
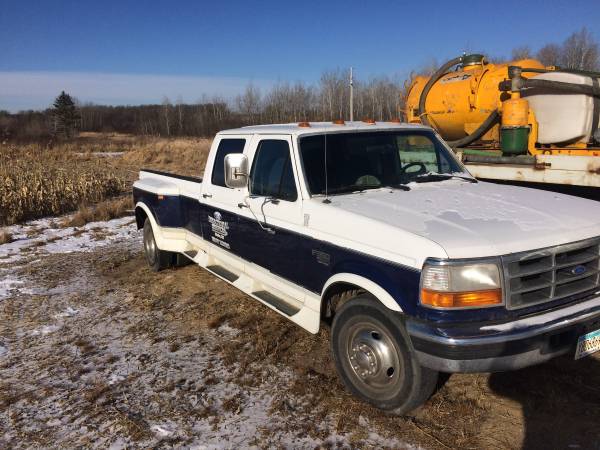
299,130,468,196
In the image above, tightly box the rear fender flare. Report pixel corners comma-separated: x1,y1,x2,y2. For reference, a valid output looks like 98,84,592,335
135,202,168,249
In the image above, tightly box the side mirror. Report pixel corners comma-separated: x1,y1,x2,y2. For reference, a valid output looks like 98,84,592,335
224,153,248,188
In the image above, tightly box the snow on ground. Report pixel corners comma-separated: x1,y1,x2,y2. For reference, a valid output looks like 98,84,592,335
0,213,421,449
0,253,416,450
30,324,61,336
1,215,138,265
0,274,27,299
0,215,139,300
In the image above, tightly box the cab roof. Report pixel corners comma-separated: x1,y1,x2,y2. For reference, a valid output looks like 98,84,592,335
218,121,431,136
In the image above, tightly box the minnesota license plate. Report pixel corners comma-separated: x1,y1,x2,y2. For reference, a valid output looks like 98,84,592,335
575,328,600,360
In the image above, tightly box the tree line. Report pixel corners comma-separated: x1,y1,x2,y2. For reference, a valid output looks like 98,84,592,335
510,28,599,70
0,73,406,142
1,28,597,143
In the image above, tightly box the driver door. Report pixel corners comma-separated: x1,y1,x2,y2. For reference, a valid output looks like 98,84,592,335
237,136,304,283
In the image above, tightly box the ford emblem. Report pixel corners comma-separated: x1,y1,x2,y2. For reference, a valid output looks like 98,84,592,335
214,211,222,221
570,265,587,276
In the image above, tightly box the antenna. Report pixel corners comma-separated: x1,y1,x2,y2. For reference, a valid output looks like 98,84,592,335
323,133,331,204
349,67,354,122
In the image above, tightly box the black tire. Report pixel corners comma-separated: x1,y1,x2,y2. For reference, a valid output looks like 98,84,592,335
143,218,173,271
331,295,439,415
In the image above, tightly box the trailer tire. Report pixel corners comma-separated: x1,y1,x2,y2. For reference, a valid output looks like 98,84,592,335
143,218,173,271
331,295,438,415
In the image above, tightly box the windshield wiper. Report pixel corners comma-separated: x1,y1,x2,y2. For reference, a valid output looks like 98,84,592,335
384,183,411,191
321,184,382,196
413,173,477,184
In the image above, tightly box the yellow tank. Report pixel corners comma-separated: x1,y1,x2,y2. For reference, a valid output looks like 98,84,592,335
405,57,545,141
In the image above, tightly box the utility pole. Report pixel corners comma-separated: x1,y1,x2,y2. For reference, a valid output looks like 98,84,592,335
349,67,354,122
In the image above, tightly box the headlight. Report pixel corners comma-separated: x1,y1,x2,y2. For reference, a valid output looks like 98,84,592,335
420,261,502,308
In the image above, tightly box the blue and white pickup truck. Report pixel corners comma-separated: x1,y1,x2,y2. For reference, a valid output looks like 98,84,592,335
133,121,600,414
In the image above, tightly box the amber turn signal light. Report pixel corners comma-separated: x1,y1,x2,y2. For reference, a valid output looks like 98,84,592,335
421,289,502,308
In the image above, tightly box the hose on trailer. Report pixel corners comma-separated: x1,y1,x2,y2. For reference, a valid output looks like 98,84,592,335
417,56,500,148
498,77,600,97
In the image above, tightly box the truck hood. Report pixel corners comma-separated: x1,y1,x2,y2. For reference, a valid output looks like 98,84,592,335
326,180,600,259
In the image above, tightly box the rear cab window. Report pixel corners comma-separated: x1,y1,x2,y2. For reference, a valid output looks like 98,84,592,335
211,138,246,187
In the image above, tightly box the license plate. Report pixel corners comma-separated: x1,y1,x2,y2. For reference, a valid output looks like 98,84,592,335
575,328,600,360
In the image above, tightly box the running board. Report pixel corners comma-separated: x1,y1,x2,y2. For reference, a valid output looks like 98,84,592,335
252,290,300,316
184,250,198,259
206,265,239,282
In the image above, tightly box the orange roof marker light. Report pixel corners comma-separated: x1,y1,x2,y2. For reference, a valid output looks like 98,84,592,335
298,121,311,128
332,119,345,125
362,118,376,125
389,118,402,123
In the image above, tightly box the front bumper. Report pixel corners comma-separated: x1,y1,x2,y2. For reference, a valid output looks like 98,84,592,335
407,294,600,373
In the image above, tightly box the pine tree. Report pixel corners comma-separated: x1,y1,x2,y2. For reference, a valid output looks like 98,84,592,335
52,91,80,138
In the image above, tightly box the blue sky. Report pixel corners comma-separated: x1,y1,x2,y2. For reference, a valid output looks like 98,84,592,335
1,0,599,111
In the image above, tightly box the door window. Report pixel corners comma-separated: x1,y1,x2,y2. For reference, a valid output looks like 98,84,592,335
250,140,298,201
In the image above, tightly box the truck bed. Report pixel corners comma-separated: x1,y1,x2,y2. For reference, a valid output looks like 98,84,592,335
140,168,203,184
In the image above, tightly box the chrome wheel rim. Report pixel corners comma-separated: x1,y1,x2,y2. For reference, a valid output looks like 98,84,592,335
345,321,403,396
143,224,156,265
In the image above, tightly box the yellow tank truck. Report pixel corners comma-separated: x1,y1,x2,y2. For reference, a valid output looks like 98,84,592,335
405,54,600,193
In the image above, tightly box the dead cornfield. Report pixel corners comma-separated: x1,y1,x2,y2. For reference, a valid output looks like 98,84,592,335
0,144,126,225
0,133,211,227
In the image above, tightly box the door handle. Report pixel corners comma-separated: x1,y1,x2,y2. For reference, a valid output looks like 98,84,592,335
237,202,248,209
202,193,213,198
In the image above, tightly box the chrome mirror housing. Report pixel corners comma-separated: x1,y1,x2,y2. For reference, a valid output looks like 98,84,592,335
224,153,248,188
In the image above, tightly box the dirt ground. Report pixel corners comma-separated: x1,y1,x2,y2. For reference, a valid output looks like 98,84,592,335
1,215,600,449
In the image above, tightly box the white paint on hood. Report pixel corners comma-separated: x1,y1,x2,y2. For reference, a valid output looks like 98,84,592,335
327,180,600,259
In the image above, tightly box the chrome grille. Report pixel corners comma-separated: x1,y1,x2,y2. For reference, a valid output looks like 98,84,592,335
502,237,600,309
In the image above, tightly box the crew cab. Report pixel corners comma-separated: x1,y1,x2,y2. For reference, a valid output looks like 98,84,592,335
133,121,600,414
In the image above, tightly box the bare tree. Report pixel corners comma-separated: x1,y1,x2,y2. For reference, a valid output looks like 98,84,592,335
416,57,440,77
354,76,404,121
561,28,599,71
176,95,184,135
162,96,171,137
319,69,348,120
236,83,261,124
511,46,532,61
537,43,562,66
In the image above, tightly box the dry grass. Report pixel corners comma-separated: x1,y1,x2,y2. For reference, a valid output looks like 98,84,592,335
120,136,211,176
0,229,13,245
61,196,133,228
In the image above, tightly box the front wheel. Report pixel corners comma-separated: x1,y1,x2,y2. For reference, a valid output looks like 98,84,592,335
331,295,438,415
143,218,173,271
